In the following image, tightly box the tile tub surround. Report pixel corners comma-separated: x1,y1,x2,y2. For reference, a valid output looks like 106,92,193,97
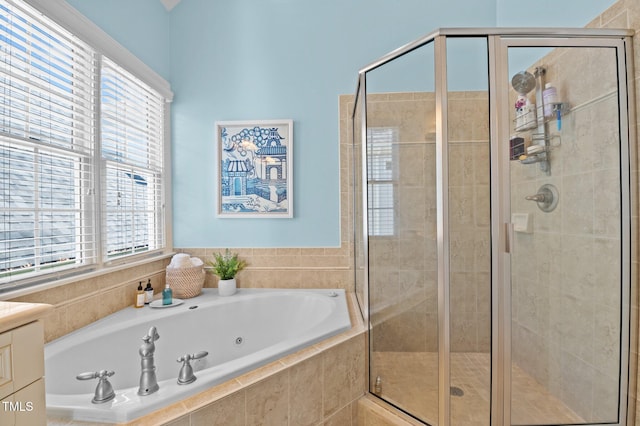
5,257,171,343
47,293,365,426
176,247,354,293
3,245,354,344
173,94,357,296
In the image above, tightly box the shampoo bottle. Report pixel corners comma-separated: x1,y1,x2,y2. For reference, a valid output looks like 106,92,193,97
162,283,173,306
144,279,154,304
543,83,558,118
135,282,145,308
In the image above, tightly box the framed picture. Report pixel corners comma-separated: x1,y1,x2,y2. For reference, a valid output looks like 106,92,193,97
215,119,293,218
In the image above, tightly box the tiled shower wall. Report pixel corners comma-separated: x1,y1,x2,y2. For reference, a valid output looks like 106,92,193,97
351,91,491,354
363,92,439,354
447,92,492,353
508,0,640,420
345,8,639,420
509,46,623,421
585,0,640,420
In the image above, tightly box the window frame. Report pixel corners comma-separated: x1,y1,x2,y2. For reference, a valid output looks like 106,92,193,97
0,0,173,295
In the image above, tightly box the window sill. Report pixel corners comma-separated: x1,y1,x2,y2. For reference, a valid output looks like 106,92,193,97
0,251,175,301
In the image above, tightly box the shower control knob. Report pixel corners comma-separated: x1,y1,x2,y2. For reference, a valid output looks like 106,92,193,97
525,184,559,212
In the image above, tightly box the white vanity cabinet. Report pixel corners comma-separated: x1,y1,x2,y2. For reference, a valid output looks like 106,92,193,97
0,302,51,426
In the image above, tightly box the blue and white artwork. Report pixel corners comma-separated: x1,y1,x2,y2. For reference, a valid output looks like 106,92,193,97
216,120,293,218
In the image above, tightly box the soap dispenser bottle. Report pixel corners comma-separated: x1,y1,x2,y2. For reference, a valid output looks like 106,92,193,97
144,279,154,304
162,283,173,305
135,282,145,308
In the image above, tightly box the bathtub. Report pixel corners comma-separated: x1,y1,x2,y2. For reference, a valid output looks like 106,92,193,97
45,288,351,423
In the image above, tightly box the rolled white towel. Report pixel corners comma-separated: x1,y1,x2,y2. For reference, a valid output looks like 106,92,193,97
169,253,192,268
191,257,203,267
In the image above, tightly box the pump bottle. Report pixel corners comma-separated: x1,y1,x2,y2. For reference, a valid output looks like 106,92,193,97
135,282,145,308
162,283,173,305
144,279,154,304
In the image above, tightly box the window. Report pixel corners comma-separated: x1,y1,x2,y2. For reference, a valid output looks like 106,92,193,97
367,127,397,236
101,58,165,258
0,0,169,288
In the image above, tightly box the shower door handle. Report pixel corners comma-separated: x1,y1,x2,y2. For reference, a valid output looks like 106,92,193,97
504,222,513,254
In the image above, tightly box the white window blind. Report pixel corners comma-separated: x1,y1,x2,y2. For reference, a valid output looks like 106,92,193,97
0,0,96,281
0,0,169,288
367,127,397,236
100,58,165,260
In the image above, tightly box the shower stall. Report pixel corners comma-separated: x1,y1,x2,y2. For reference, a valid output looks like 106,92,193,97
351,28,636,425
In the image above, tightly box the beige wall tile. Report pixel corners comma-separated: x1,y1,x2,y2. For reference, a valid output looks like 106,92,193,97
162,415,191,426
289,356,324,425
324,403,352,426
246,371,289,426
322,335,366,418
191,392,245,426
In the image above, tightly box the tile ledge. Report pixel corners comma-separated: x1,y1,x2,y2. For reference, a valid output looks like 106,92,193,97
358,394,426,426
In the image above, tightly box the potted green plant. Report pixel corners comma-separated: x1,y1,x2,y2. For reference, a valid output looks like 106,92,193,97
206,249,247,296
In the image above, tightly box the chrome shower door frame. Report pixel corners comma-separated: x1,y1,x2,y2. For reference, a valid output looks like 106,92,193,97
356,27,636,426
491,33,635,426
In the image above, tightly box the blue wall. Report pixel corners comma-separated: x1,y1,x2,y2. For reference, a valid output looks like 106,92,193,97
168,0,496,247
66,0,171,81
64,0,616,248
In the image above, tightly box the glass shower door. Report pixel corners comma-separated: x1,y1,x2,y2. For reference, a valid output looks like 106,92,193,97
364,40,439,425
355,29,633,426
504,41,629,425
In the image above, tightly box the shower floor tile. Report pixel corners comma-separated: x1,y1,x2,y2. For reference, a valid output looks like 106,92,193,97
371,352,584,425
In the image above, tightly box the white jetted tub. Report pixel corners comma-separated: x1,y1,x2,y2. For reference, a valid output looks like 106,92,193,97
45,288,351,423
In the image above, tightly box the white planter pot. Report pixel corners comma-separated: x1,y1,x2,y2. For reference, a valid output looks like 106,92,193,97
218,278,237,296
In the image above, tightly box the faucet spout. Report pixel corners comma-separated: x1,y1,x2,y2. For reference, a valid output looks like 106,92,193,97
143,326,160,343
138,326,160,395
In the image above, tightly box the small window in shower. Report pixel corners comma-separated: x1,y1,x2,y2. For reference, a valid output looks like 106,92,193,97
367,127,398,236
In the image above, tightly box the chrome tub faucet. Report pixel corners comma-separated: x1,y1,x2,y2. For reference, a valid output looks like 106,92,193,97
76,369,116,403
138,326,160,395
176,351,209,385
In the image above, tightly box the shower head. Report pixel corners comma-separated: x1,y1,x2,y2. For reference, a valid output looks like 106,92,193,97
511,71,536,95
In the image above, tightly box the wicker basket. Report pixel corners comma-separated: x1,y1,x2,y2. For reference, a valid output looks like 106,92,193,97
166,265,205,299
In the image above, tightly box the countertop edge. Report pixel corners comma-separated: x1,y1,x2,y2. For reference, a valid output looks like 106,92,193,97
0,301,53,334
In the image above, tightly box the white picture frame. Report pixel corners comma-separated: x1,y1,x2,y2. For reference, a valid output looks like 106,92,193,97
215,119,293,218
